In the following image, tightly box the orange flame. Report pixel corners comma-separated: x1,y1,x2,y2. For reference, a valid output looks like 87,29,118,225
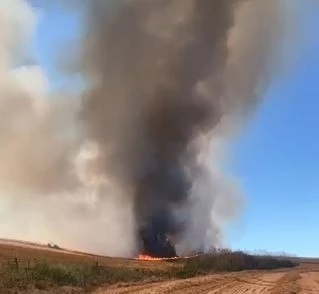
136,253,200,261
137,253,166,260
136,252,180,261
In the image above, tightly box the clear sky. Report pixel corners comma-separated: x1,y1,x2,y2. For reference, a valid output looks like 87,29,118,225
32,2,319,257
227,1,319,257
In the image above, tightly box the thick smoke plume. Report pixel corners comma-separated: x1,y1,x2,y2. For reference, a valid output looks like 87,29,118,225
80,0,287,256
0,0,136,256
0,0,291,256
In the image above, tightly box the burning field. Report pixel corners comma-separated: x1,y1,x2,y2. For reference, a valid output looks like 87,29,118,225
0,0,311,292
0,239,302,293
0,0,293,260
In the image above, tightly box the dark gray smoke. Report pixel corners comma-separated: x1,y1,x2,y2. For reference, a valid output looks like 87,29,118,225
0,0,292,257
80,0,287,256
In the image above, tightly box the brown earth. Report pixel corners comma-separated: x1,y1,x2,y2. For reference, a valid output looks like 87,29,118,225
95,269,319,293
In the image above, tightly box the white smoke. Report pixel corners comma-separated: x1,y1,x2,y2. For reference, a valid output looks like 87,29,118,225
0,0,136,257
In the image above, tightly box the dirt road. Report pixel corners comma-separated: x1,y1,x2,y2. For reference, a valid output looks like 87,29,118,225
96,269,319,294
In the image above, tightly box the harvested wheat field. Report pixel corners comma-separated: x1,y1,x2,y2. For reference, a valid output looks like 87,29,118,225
96,268,319,294
0,239,319,293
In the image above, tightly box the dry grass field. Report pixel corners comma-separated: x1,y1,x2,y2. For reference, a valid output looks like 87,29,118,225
0,239,317,293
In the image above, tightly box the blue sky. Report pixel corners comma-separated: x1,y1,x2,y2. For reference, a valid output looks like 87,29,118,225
32,2,319,257
226,2,319,257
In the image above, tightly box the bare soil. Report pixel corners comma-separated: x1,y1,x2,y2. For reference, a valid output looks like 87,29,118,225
95,267,319,293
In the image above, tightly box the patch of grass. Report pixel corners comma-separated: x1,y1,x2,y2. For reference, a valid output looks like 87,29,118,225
0,259,171,292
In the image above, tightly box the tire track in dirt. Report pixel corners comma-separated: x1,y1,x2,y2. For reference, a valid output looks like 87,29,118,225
207,272,286,294
96,275,226,294
96,272,287,294
96,269,319,294
298,272,319,293
269,271,300,294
